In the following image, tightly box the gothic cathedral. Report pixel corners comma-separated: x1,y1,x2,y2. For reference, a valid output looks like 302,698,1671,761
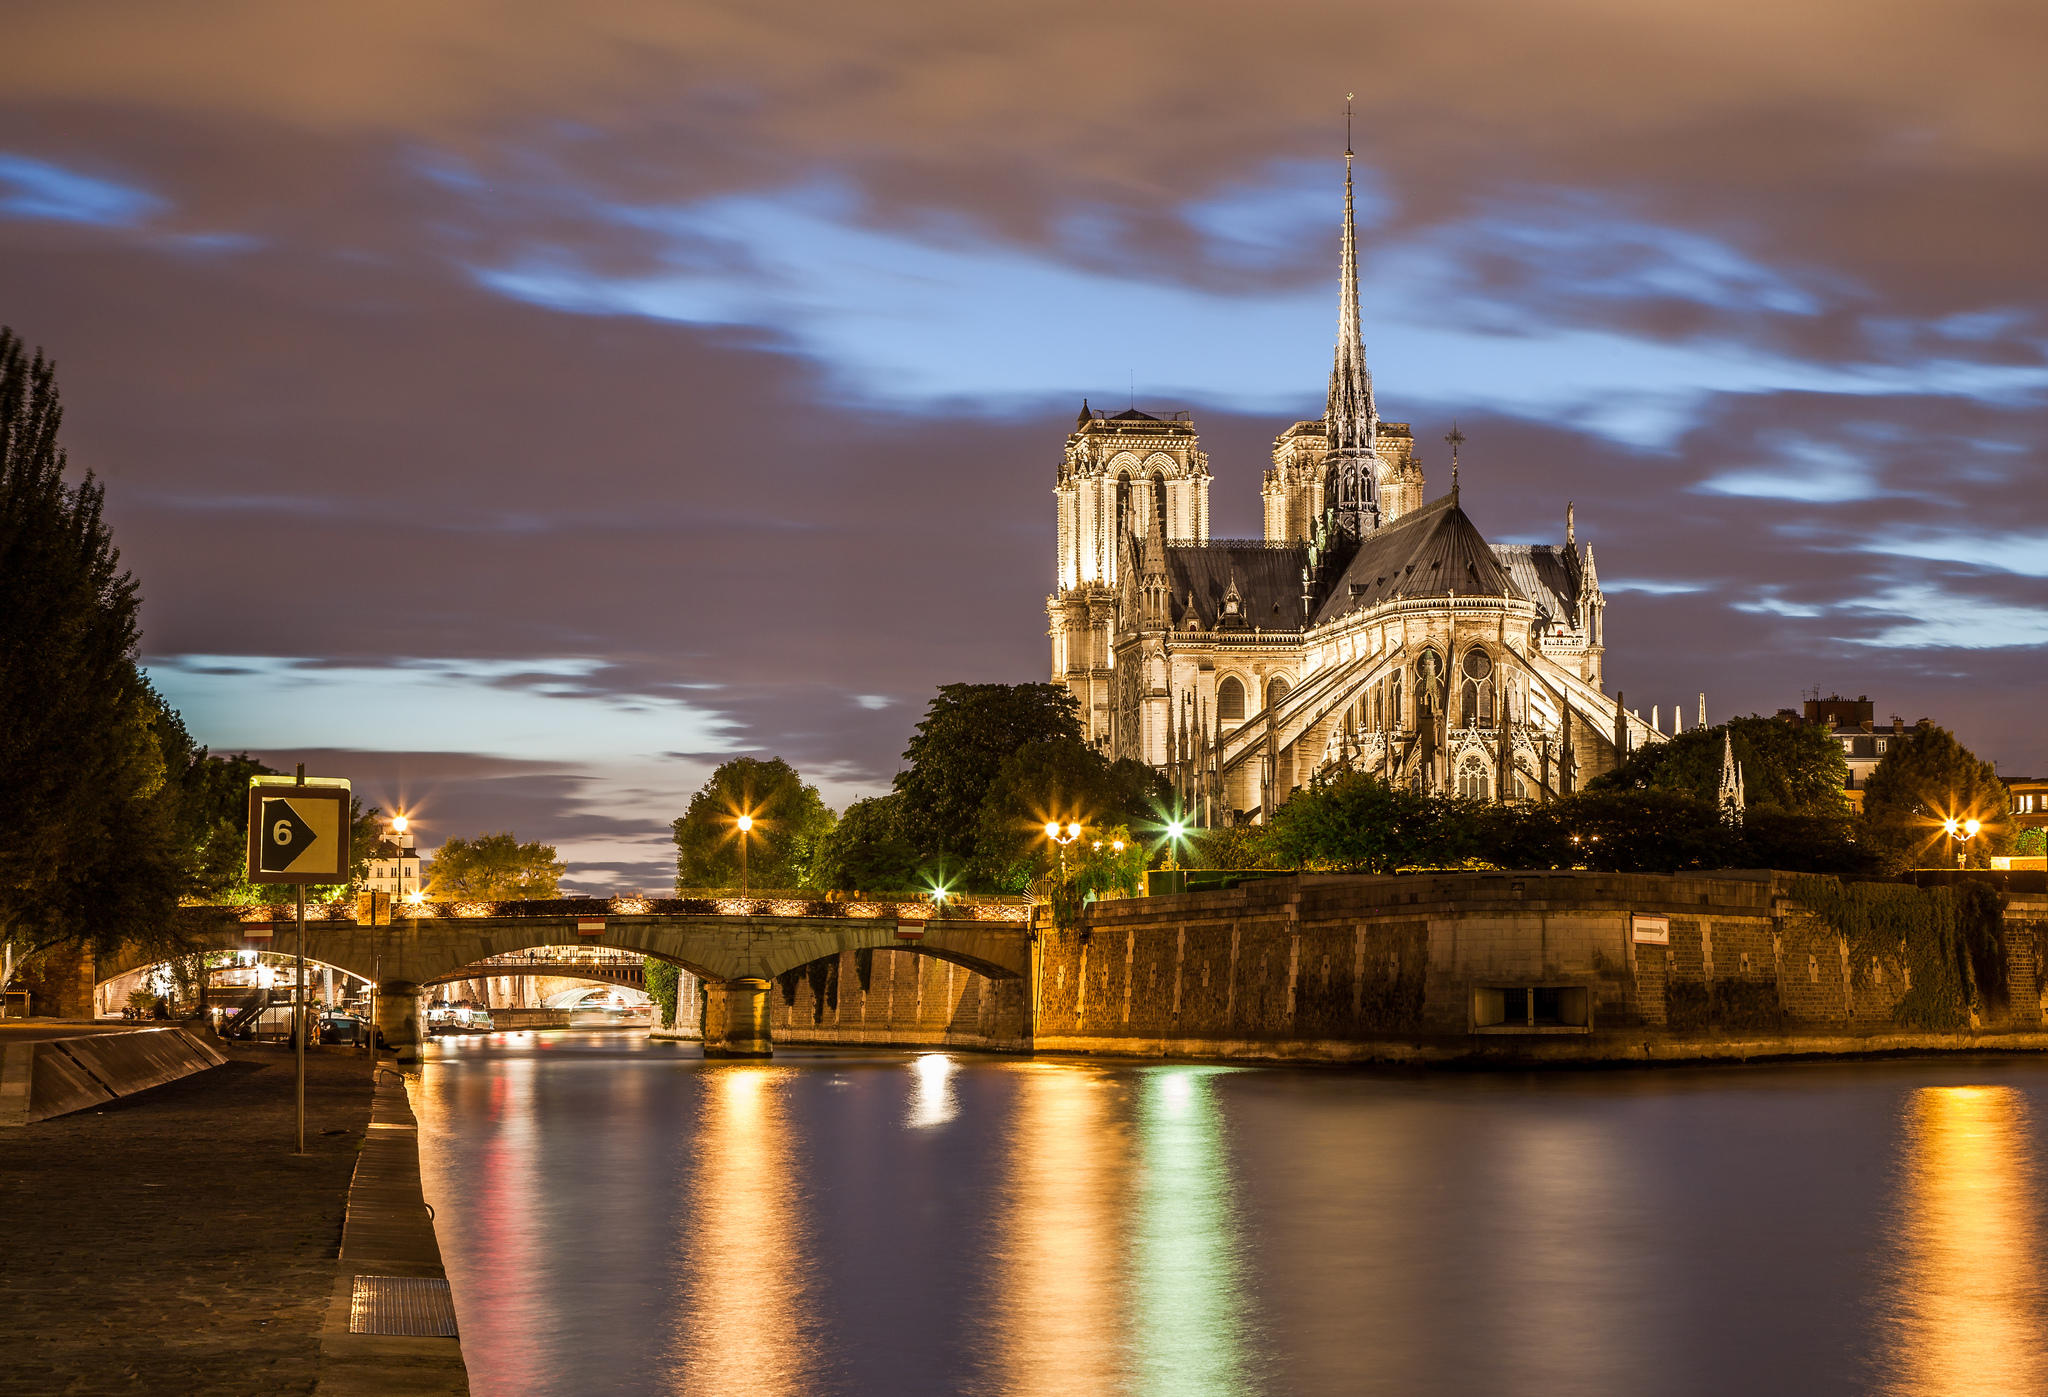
1046,139,1663,825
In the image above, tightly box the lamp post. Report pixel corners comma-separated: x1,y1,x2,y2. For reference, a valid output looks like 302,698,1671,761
1163,818,1187,872
1942,816,1982,870
735,813,754,897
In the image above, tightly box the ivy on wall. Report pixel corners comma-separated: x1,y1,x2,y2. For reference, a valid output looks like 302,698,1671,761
1791,877,2008,1031
643,958,680,1030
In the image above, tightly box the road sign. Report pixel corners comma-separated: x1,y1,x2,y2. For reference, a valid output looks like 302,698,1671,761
246,777,353,885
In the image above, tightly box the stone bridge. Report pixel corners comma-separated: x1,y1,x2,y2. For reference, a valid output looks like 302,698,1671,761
131,897,1034,1059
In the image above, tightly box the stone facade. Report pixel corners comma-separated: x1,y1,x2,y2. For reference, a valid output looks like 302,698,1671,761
1045,148,1666,823
778,873,2048,1065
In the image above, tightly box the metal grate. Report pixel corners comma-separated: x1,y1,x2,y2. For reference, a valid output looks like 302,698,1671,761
348,1275,458,1337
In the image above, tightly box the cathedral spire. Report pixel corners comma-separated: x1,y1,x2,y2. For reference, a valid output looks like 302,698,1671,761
1324,95,1379,541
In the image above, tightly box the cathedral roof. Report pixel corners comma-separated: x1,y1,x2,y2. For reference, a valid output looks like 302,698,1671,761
1163,541,1309,631
1309,492,1522,626
1492,544,1584,628
1107,407,1161,422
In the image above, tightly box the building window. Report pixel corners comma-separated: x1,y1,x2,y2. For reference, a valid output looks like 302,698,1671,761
1218,676,1246,723
1461,649,1493,727
1457,757,1490,801
1266,675,1291,709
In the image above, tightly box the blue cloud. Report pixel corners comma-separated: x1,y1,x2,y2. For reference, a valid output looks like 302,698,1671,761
459,173,2048,450
0,153,162,226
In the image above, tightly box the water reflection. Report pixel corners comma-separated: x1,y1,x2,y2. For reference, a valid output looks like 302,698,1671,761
981,1064,1132,1396
668,1067,815,1396
908,1053,958,1129
1884,1085,2048,1397
1135,1067,1253,1397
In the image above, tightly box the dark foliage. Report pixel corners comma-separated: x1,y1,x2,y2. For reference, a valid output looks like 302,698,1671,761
0,327,188,969
1591,716,1852,817
807,793,923,892
1860,721,2008,871
671,756,834,890
892,684,1086,867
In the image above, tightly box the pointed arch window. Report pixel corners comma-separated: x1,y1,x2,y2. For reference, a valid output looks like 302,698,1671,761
1115,472,1132,537
1266,675,1292,711
1458,756,1491,801
1461,650,1494,727
1218,676,1247,723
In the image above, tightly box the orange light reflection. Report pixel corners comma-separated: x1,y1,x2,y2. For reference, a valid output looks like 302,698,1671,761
1884,1085,2048,1396
667,1067,814,1396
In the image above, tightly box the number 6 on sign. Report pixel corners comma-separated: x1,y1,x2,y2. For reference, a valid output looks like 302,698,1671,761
246,776,352,884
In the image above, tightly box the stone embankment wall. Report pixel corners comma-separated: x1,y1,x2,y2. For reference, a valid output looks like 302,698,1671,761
773,871,2048,1065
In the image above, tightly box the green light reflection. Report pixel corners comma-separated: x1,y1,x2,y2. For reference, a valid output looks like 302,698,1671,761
1134,1066,1252,1397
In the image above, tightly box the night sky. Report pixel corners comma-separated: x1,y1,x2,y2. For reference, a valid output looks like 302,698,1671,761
3,3,2043,890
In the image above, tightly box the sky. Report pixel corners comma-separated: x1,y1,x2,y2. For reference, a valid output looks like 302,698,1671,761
2,1,2043,891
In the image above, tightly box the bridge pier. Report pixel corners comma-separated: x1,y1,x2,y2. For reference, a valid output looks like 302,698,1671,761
701,978,772,1058
376,981,423,1063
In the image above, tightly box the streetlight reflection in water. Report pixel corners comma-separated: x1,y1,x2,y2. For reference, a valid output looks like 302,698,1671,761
668,1066,815,1397
1883,1084,2048,1397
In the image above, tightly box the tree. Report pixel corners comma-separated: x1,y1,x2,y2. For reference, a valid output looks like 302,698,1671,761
1265,772,1437,873
969,737,1167,890
893,684,1087,868
807,794,924,892
426,833,565,899
1860,721,2008,871
0,327,191,989
671,756,834,891
1553,790,1736,871
1591,717,1851,818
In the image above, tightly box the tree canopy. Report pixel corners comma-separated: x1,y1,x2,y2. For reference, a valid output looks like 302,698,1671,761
426,832,566,899
671,756,834,890
1861,721,2008,870
0,327,190,976
1591,716,1851,817
807,794,923,892
969,738,1166,890
892,684,1086,867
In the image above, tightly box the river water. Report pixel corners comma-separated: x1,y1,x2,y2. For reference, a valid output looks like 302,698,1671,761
415,1031,2048,1397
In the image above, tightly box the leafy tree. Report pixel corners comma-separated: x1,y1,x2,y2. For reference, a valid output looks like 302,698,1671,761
2017,827,2047,858
807,794,924,892
1045,823,1146,932
0,327,191,989
969,737,1167,890
426,832,565,898
1861,721,2008,871
1591,716,1851,818
1265,771,1436,872
893,684,1086,868
1192,824,1279,871
671,756,834,890
1553,790,1736,871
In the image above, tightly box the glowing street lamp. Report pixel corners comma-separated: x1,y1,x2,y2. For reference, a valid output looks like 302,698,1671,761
1942,815,1982,870
1162,817,1188,871
734,812,756,896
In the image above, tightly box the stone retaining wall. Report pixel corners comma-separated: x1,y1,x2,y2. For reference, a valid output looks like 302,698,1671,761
770,871,2048,1065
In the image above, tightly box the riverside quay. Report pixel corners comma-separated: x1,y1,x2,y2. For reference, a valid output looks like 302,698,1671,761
49,870,2048,1067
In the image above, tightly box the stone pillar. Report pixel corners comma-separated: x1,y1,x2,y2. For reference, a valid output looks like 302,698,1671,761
702,978,773,1058
377,980,423,1063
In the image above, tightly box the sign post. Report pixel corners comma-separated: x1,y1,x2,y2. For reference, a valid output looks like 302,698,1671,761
247,769,352,1155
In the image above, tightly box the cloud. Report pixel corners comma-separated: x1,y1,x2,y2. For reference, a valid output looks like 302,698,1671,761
0,153,162,226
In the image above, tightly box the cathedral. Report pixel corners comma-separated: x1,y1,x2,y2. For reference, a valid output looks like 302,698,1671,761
1046,138,1663,825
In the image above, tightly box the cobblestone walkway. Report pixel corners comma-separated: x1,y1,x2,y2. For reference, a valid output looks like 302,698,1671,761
0,1041,372,1395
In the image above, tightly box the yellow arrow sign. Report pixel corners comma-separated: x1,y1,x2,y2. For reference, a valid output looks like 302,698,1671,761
247,778,352,884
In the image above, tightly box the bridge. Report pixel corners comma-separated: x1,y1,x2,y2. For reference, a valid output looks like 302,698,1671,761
124,894,1034,1060
421,949,649,992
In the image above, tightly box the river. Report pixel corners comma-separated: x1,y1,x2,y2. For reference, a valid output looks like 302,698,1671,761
414,1030,2048,1396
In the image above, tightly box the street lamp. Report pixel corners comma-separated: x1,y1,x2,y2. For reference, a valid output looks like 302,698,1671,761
1942,816,1982,870
735,813,755,896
